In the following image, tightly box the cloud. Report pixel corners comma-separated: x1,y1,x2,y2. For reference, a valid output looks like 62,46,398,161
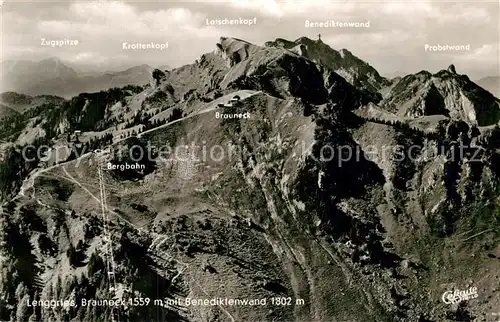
70,0,136,20
228,0,373,19
229,0,283,17
55,2,208,40
381,1,434,16
1,0,498,78
456,43,499,65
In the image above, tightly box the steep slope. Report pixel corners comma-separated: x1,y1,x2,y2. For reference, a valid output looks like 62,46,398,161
265,37,390,102
217,37,328,104
0,104,19,120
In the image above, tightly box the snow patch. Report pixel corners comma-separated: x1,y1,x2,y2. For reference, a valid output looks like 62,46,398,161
293,199,306,211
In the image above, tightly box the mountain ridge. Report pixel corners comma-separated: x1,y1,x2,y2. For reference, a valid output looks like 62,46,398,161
265,36,390,103
380,66,500,126
1,59,157,98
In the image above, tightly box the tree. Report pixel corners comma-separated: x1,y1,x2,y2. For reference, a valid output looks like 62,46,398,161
67,244,77,267
88,252,104,276
55,275,62,298
167,107,184,122
16,294,31,322
152,69,166,86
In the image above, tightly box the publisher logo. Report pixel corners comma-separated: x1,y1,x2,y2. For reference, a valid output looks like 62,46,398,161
441,287,478,304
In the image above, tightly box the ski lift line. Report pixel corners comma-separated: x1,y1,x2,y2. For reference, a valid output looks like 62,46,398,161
98,166,113,279
98,160,119,322
98,167,113,283
99,163,118,273
53,164,188,321
102,180,119,287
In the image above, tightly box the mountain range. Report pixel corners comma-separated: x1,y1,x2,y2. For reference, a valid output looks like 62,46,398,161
0,36,499,322
0,58,171,98
475,76,500,98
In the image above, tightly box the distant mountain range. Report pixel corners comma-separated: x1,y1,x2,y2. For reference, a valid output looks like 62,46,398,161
0,58,171,98
475,76,500,98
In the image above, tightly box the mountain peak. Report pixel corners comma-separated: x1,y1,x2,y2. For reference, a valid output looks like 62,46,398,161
219,37,252,46
294,36,316,44
381,66,500,125
40,56,63,65
447,64,457,74
265,36,390,102
215,37,260,67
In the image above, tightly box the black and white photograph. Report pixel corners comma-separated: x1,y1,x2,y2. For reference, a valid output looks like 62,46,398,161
0,0,499,321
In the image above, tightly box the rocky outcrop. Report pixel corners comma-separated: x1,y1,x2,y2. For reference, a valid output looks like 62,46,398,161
266,37,390,102
216,37,328,104
382,69,500,125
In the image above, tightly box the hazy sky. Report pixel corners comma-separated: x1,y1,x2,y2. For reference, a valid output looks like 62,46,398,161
1,0,499,79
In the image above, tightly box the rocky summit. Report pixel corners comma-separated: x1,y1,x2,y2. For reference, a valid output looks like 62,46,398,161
0,36,499,322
